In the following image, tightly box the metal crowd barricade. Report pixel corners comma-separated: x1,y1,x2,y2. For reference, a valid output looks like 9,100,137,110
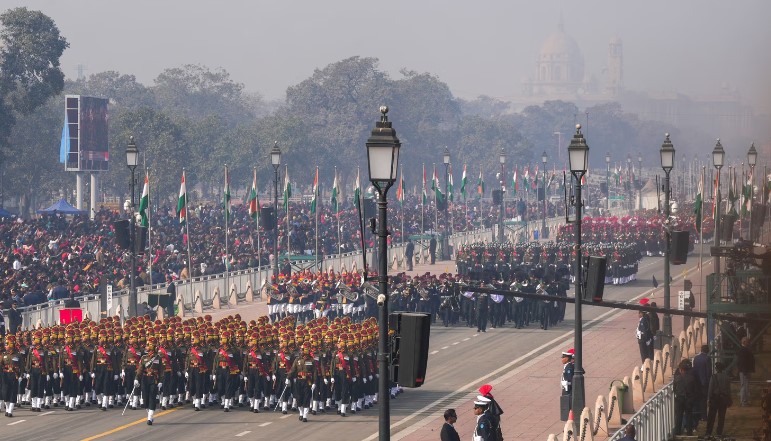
607,382,674,441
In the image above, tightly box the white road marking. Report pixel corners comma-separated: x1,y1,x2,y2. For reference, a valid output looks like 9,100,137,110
462,338,470,341
363,260,706,441
39,411,55,416
280,414,291,419
235,431,251,437
430,350,439,355
7,419,25,426
452,341,460,345
259,422,272,427
440,346,448,350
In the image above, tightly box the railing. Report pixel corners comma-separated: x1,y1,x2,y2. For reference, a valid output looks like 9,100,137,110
607,382,674,441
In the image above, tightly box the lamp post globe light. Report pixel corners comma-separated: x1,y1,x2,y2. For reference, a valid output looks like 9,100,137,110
443,146,451,252
567,124,589,414
126,136,139,317
712,139,725,275
747,143,757,241
605,152,611,211
542,151,548,239
659,134,675,341
498,148,506,242
271,141,281,281
365,106,400,441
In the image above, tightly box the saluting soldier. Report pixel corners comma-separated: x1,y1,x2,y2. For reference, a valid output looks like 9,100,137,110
135,336,163,425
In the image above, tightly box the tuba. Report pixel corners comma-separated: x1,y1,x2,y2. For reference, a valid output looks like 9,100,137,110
335,281,359,302
360,281,380,300
261,280,283,301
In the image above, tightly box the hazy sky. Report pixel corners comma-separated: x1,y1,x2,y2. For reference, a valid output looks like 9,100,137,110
11,0,771,113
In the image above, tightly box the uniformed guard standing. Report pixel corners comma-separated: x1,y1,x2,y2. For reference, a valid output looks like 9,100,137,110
560,348,575,419
135,336,163,425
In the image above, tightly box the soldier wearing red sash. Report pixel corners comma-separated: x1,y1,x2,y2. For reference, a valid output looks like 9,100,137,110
184,330,209,411
213,331,241,412
59,330,83,411
1,334,24,416
25,331,49,412
121,330,142,410
135,336,163,425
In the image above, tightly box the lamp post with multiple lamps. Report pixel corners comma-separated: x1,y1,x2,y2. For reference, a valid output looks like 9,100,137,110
443,146,451,255
605,152,611,211
712,140,725,275
542,151,548,239
660,134,675,341
270,142,282,280
499,148,506,242
126,137,139,317
365,106,401,441
747,143,757,241
567,124,589,414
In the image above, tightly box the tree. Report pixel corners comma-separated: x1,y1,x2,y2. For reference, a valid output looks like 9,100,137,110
0,7,68,162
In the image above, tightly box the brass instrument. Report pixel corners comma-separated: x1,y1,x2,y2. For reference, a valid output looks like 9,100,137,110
261,280,284,300
419,287,430,300
335,281,359,303
359,281,380,300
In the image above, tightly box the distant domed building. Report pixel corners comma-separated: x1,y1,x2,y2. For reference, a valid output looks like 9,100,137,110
529,18,585,96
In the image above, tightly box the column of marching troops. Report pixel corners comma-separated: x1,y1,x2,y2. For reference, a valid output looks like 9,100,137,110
0,310,398,425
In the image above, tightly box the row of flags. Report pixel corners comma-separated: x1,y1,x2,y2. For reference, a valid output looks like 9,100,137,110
692,166,769,233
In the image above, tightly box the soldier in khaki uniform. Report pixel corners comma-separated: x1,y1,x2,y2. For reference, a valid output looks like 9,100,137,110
1,334,24,417
135,336,163,425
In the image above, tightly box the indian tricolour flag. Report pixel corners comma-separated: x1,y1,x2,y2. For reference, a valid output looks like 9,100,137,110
460,163,467,199
310,167,319,214
248,168,259,222
694,168,703,232
331,169,339,213
177,171,187,225
223,165,231,224
283,166,292,212
139,172,149,227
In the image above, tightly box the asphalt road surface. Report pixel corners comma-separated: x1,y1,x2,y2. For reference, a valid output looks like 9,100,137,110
0,255,698,441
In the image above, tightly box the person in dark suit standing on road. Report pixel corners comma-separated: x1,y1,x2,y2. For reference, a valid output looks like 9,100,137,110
440,408,460,441
8,301,22,333
429,235,437,264
405,238,414,271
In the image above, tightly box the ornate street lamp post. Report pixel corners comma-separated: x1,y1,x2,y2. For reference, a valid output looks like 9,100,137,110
542,151,548,238
712,140,725,275
126,137,139,317
660,134,675,341
499,148,506,242
747,143,757,241
567,124,589,414
365,106,401,441
271,142,281,280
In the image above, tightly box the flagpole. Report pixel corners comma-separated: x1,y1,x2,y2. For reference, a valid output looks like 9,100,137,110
315,166,319,271
146,167,152,289
285,165,290,258
421,163,425,235
254,167,261,279
183,169,192,314
400,167,405,246
740,163,744,235
698,167,704,312
433,163,438,239
224,165,230,304
336,167,341,256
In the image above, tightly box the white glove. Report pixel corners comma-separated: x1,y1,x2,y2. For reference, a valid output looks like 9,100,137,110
368,375,373,381
311,384,316,392
560,380,568,391
323,378,328,385
25,373,30,379
91,372,96,379
363,378,367,384
185,372,189,379
177,371,182,377
134,379,140,388
53,373,59,379
352,377,357,382
79,375,83,381
46,374,51,381
243,377,248,382
330,377,335,384
285,378,291,385
157,382,163,390
120,370,125,379
114,374,119,381
266,375,271,381
272,375,276,382
211,374,216,381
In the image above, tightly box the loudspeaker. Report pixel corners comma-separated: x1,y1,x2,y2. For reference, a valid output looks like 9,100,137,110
260,206,275,230
436,196,447,211
671,230,690,265
720,214,737,241
584,256,607,302
492,189,502,205
392,312,431,388
113,220,131,250
362,198,376,217
537,187,545,201
599,182,608,196
135,226,148,255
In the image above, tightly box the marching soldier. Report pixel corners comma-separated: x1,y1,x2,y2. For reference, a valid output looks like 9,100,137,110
121,330,142,410
184,330,209,411
243,331,269,412
92,329,119,410
135,336,163,425
1,334,24,416
271,336,293,413
213,331,241,412
60,330,83,411
288,341,317,422
26,331,49,412
330,335,353,416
